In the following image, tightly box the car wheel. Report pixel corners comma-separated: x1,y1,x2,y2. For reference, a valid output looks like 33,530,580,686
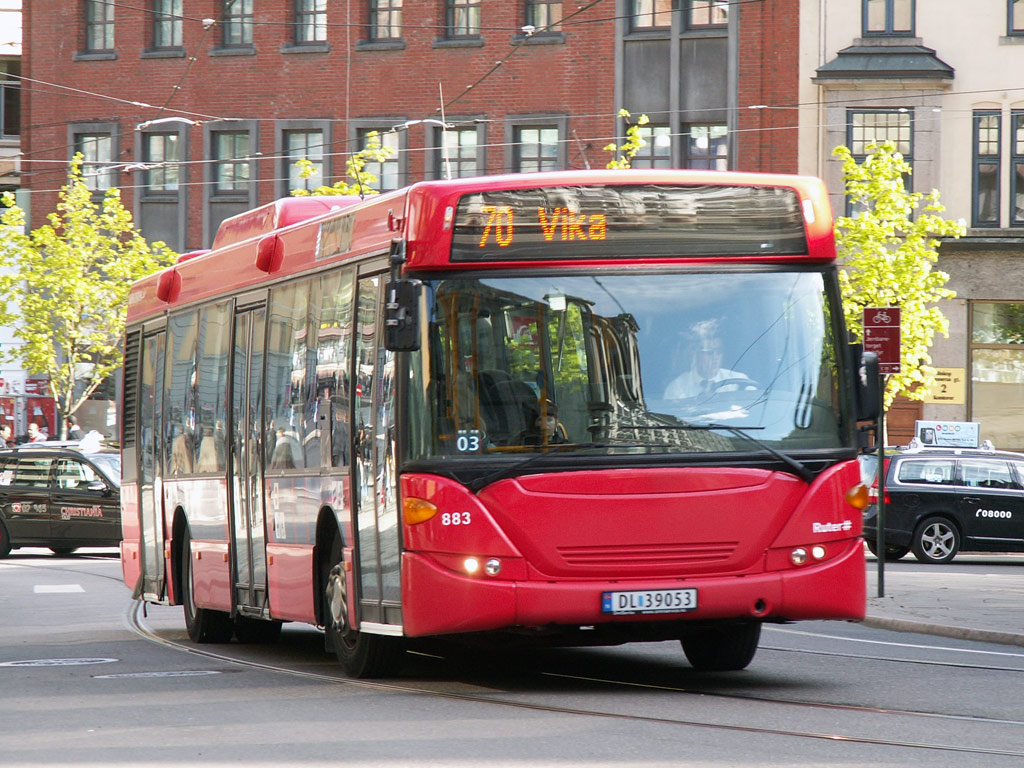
681,623,761,672
865,539,910,561
322,534,402,678
911,516,960,564
0,521,11,558
181,527,233,643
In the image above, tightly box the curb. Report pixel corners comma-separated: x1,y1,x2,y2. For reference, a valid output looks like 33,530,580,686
862,615,1024,648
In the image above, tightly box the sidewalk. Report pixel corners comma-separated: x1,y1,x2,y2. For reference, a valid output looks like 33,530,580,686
862,558,1024,647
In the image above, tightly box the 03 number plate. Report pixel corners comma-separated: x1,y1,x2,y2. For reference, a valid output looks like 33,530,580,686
601,588,697,615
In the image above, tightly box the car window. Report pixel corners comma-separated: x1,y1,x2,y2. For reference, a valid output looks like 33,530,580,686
87,454,121,487
959,458,1019,489
896,459,955,486
12,457,53,487
55,458,101,490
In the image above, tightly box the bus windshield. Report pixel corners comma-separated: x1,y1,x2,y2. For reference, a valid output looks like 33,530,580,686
406,269,848,461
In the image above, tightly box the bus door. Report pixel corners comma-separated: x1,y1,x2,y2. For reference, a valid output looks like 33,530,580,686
138,329,166,602
352,273,402,630
230,298,269,616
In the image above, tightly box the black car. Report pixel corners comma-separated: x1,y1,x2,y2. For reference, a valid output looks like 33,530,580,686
0,443,121,557
861,443,1024,564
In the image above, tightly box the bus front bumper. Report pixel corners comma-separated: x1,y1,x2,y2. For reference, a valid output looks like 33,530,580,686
399,540,865,638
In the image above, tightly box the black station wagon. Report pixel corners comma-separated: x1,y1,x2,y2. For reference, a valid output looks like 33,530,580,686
861,443,1024,564
0,443,121,557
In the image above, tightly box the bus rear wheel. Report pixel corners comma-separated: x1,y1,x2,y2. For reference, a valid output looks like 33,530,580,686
182,527,233,644
323,559,402,678
681,623,761,671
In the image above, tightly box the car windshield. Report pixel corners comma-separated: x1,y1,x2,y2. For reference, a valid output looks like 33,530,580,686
405,269,850,461
88,453,121,487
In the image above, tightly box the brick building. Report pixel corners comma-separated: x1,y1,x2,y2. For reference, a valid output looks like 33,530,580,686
21,1,799,253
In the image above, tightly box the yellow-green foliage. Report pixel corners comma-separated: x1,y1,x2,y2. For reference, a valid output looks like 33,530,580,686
604,109,650,170
834,142,966,409
0,156,177,427
291,131,394,196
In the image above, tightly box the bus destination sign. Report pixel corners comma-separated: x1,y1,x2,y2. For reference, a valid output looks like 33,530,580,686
450,185,808,261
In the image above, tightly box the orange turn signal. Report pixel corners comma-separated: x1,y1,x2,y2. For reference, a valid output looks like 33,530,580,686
845,482,870,510
403,497,439,525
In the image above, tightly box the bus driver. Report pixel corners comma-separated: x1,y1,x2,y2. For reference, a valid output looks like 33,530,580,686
663,318,753,399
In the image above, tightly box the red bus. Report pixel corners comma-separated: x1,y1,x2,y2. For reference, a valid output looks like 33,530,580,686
120,170,877,677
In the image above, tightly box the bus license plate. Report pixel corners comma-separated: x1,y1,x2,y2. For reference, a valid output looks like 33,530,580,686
601,588,697,615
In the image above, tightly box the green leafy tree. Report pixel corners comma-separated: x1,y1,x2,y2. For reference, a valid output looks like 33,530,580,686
834,142,966,409
291,131,394,197
0,157,176,437
604,109,650,169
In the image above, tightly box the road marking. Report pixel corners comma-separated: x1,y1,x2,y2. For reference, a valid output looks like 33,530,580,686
0,658,117,667
33,584,84,593
767,625,1024,658
94,670,222,679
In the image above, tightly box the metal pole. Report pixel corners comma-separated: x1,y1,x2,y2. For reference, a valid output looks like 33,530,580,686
876,372,886,598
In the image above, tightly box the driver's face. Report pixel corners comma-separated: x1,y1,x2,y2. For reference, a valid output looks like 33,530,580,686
694,344,722,378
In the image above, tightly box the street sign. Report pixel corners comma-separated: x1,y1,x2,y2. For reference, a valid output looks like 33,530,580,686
922,368,966,404
863,307,901,374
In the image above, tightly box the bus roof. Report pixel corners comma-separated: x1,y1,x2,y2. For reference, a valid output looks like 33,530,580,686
127,169,835,324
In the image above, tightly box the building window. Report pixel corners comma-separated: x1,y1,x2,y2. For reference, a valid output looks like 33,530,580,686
1011,112,1024,227
283,130,324,192
1011,1,1024,34
0,64,19,139
143,133,180,191
848,109,912,163
153,0,183,48
223,0,254,46
76,133,115,191
214,132,251,191
684,124,727,169
686,0,728,29
357,129,400,191
973,111,1000,228
513,126,560,172
370,0,403,40
295,0,327,43
433,126,480,179
525,0,562,32
630,0,672,31
863,0,914,36
85,0,115,51
446,0,481,38
971,301,1024,450
631,124,672,169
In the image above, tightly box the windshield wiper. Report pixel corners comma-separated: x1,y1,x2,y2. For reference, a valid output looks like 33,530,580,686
616,422,814,483
467,441,655,493
682,423,815,484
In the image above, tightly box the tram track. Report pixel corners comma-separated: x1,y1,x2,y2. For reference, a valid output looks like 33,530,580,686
125,599,1024,759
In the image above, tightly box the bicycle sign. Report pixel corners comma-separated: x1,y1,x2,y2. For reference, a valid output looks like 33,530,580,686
863,307,901,374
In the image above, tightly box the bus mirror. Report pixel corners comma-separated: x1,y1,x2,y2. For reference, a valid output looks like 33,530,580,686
385,279,422,352
857,351,880,422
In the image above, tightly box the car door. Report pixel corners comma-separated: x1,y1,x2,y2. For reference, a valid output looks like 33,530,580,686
1,455,55,544
50,456,120,545
956,458,1024,549
890,457,958,536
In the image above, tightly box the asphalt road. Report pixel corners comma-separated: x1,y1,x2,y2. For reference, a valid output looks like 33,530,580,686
2,548,1024,767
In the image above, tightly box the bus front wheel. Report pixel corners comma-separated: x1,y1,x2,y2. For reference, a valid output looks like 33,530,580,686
681,623,761,671
182,527,233,644
323,556,402,678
